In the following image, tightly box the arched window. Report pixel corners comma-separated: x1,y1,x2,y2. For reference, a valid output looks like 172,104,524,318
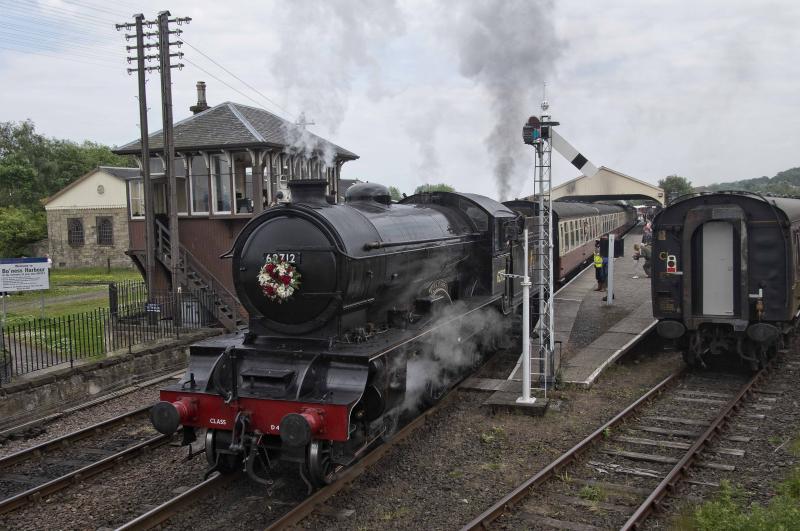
97,217,113,246
67,218,84,247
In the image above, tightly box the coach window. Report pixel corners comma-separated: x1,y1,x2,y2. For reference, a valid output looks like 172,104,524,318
67,218,84,247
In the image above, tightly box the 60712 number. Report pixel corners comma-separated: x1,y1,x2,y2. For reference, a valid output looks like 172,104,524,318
263,252,300,264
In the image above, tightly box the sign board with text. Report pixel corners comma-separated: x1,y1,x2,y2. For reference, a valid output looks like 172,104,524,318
0,258,51,293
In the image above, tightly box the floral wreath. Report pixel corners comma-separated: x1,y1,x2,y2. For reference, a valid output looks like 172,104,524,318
257,257,302,302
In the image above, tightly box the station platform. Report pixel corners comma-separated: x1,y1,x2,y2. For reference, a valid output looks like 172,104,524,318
495,226,656,394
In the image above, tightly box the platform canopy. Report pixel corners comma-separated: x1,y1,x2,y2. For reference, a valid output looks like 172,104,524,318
549,166,665,205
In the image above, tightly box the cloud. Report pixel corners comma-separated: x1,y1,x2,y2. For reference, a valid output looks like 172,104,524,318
1,0,799,197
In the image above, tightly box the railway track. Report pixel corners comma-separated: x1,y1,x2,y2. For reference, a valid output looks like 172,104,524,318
0,404,170,515
113,375,472,530
461,360,777,530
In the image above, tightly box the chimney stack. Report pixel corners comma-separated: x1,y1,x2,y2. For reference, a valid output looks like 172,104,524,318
189,81,210,114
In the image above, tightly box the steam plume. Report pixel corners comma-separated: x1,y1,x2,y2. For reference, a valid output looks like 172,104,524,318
451,0,561,199
271,1,405,136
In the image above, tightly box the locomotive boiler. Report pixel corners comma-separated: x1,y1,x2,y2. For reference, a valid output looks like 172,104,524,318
651,191,800,369
150,180,528,487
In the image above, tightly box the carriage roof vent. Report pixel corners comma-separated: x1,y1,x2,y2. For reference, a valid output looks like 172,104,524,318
344,182,391,206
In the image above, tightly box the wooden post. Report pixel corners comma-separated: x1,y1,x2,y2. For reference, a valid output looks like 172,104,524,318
249,149,264,214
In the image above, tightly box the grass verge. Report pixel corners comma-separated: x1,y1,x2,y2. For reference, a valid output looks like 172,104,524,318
676,470,800,530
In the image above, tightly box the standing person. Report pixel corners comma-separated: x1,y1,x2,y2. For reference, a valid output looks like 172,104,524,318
633,243,653,277
593,241,604,291
642,221,653,244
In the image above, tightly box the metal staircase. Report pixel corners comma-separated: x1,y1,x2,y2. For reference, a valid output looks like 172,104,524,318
153,220,244,331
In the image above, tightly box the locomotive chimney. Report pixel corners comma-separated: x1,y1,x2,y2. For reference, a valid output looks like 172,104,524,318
189,81,210,114
288,179,330,205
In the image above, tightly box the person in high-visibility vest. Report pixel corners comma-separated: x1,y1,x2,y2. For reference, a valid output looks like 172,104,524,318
593,241,604,291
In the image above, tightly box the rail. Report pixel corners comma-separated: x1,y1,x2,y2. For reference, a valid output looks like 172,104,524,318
460,369,683,530
114,472,239,531
621,362,772,529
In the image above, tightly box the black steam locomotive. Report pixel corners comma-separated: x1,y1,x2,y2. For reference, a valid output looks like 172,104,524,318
150,180,635,487
651,191,800,368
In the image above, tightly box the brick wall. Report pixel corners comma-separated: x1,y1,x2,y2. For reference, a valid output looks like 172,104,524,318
47,207,133,268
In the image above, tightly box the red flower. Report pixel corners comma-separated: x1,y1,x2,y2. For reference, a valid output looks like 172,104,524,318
281,274,291,285
264,284,275,295
266,263,276,274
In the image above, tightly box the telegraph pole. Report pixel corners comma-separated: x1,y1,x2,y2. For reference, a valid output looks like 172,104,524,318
157,11,188,296
117,14,159,298
117,12,189,306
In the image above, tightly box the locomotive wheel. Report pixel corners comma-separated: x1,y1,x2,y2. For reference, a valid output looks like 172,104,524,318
205,429,243,473
306,440,335,488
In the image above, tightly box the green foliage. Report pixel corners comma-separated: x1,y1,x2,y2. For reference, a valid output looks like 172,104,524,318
480,426,506,445
684,474,800,531
578,484,604,502
0,120,132,256
0,206,47,257
388,186,402,201
0,120,134,209
708,167,800,196
414,183,456,194
658,175,694,200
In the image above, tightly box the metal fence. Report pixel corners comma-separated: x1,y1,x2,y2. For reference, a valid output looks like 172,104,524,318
0,287,223,384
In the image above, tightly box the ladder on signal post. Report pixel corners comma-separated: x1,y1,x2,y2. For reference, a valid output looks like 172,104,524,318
521,100,558,399
533,115,556,396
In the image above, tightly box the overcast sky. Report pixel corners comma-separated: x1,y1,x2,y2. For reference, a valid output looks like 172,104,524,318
1,0,798,200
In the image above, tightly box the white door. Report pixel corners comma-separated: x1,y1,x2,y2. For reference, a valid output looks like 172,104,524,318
701,221,734,315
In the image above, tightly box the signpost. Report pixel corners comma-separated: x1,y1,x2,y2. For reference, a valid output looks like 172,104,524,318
0,257,51,383
0,257,52,322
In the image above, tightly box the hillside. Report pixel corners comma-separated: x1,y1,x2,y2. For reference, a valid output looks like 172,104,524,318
707,167,800,195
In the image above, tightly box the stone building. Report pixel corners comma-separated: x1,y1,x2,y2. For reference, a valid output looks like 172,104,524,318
43,166,140,268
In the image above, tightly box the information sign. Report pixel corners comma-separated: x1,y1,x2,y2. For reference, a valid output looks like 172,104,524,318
0,258,51,293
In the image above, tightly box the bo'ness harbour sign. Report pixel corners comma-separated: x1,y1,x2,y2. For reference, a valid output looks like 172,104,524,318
0,258,50,292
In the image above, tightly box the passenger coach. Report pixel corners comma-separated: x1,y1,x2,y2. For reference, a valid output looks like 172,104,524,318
651,191,800,368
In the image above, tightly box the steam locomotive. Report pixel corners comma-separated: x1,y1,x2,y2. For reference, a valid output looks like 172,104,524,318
150,180,634,487
651,191,800,369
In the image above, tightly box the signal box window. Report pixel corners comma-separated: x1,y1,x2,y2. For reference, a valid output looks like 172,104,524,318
67,218,84,247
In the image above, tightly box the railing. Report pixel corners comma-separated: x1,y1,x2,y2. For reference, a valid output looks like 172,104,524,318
0,289,221,384
154,219,244,330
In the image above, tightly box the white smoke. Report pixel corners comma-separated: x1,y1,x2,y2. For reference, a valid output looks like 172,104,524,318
400,301,508,415
270,1,406,136
280,116,338,169
449,0,562,200
404,100,451,178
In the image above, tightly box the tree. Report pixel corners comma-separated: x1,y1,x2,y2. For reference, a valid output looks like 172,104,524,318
0,120,133,256
414,183,455,194
658,175,693,201
0,120,134,209
388,186,402,201
0,207,47,257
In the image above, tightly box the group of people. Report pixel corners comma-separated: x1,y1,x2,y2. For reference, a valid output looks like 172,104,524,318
592,221,653,301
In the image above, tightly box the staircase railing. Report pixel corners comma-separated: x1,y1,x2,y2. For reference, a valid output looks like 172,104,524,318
154,219,244,331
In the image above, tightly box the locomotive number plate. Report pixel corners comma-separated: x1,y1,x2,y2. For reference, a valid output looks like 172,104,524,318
263,252,301,264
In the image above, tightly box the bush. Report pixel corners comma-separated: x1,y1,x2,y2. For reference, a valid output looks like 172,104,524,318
0,206,47,257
